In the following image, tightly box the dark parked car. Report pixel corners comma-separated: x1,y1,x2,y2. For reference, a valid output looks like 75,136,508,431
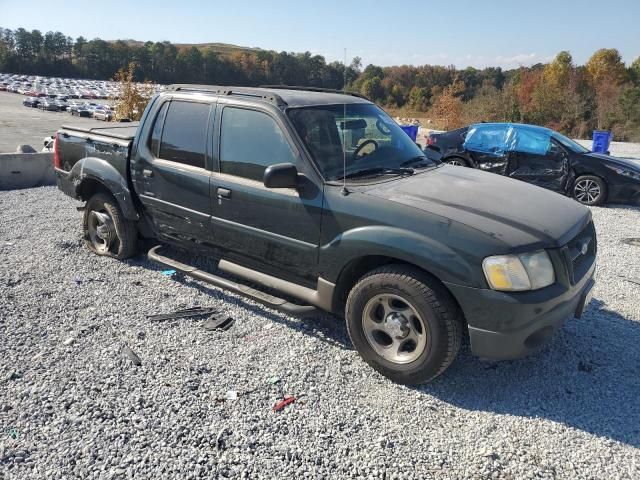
69,104,92,117
53,85,596,384
22,97,40,108
426,123,640,205
39,98,60,111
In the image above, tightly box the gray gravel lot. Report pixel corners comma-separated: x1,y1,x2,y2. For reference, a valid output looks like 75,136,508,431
0,92,112,153
575,140,640,160
1,188,640,479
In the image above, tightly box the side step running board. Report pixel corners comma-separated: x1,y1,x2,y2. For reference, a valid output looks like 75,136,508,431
148,246,317,315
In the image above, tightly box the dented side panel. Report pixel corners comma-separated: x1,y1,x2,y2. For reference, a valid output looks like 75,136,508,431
56,127,138,219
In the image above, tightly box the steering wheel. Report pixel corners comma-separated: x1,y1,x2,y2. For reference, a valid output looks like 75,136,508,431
353,139,379,160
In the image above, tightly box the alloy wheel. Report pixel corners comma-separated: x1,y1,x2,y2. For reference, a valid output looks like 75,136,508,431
446,159,464,167
361,293,428,364
87,210,116,254
574,179,601,204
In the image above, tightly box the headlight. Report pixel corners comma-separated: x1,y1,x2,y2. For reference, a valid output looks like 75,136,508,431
605,164,640,180
483,250,555,291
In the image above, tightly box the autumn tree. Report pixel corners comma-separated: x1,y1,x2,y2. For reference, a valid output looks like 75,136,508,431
514,67,542,122
112,62,153,121
586,48,627,129
431,81,465,130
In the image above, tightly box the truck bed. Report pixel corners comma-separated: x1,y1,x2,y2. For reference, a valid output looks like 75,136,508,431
60,122,139,141
57,122,138,176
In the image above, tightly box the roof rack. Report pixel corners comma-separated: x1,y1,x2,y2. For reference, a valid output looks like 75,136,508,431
259,85,369,100
167,84,287,107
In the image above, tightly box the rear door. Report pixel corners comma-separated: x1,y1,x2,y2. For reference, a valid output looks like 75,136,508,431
209,100,323,284
462,124,509,174
133,96,216,243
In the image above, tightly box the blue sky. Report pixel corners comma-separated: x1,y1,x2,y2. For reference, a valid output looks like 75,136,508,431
1,0,638,69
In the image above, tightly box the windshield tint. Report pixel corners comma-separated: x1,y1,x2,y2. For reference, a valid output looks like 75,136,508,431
287,103,429,181
552,132,590,154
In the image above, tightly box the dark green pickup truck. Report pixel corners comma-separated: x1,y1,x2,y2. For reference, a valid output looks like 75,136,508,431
54,85,596,384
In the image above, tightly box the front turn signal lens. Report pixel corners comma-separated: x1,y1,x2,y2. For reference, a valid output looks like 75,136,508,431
483,251,555,292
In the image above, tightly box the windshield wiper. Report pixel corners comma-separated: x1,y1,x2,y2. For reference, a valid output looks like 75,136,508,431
344,167,414,179
400,155,437,167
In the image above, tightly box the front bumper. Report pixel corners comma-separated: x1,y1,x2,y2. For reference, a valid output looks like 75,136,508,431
445,260,595,360
608,181,640,205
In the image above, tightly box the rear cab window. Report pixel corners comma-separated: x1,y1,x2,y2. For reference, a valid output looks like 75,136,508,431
149,101,168,156
158,100,211,169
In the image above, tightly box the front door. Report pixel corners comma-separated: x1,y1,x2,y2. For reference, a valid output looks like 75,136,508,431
210,103,323,284
134,98,215,244
506,138,570,193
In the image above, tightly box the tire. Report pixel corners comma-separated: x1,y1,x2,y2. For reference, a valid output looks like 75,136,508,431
345,265,463,384
83,192,138,259
445,157,469,167
572,175,607,206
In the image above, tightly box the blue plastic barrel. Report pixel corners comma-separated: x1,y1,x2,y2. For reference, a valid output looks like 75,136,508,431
592,130,612,154
400,125,419,142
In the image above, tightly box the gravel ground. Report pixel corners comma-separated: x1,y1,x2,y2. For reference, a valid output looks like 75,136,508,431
1,187,640,479
575,140,640,160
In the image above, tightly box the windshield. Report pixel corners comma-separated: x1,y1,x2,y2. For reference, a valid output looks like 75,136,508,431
552,132,590,154
287,103,431,181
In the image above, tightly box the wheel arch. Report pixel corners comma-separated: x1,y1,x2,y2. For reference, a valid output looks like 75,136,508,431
444,154,473,167
331,255,466,327
68,156,139,220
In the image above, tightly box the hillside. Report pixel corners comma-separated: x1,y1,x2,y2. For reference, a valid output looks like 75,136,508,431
114,39,262,55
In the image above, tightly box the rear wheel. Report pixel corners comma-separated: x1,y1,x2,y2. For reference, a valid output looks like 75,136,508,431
572,175,606,206
445,157,469,167
83,193,138,259
345,265,462,384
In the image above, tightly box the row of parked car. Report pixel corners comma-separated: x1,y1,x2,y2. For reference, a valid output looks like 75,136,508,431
0,73,126,99
22,96,113,120
2,72,165,123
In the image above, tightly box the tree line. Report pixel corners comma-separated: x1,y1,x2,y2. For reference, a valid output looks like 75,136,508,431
1,27,639,140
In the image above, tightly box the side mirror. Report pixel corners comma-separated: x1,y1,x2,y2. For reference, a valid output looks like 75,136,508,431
264,163,298,189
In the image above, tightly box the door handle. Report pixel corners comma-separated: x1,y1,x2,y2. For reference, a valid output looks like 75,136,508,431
217,187,231,199
142,169,154,178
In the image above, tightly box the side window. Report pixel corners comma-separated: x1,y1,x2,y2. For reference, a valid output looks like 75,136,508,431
220,107,296,181
149,101,168,156
548,141,566,160
159,101,211,168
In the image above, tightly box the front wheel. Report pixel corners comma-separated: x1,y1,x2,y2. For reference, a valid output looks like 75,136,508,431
83,193,138,259
572,175,606,206
345,265,463,384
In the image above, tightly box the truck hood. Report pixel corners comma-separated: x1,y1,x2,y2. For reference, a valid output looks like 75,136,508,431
363,165,590,249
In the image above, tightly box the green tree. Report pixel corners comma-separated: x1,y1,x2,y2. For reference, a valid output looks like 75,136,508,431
361,77,385,102
407,86,431,110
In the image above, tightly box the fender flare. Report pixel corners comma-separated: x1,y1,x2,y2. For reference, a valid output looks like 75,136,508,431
321,225,478,287
67,156,139,220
